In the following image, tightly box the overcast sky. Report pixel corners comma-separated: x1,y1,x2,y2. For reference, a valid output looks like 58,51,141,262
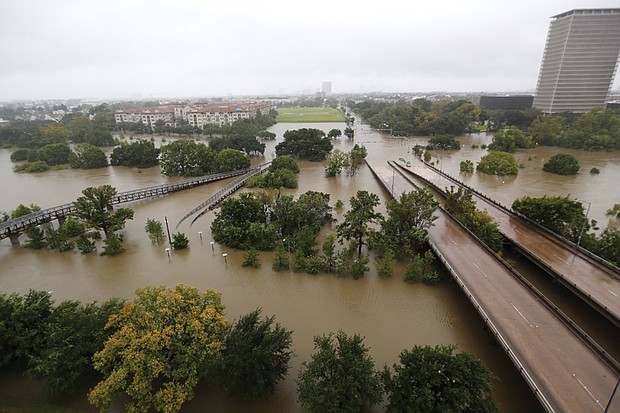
1,0,619,101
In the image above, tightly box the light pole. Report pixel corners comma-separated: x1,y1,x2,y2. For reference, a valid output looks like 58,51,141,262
165,247,171,260
210,241,215,253
198,231,203,242
576,198,591,249
222,253,228,264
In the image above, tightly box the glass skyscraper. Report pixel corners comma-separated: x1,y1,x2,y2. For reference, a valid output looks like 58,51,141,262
533,9,620,113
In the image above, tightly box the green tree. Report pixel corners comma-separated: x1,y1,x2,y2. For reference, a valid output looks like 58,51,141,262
337,191,381,258
215,148,251,172
327,128,342,139
36,143,72,165
172,232,189,249
321,232,337,273
275,128,333,161
10,203,41,218
28,298,125,396
351,253,370,279
297,331,382,413
15,160,49,173
404,250,435,283
269,155,300,173
476,151,519,176
242,249,260,268
24,226,47,249
488,127,531,152
159,139,215,177
381,189,439,258
460,159,474,173
324,148,348,177
272,244,290,271
88,285,228,413
344,126,354,140
211,192,278,250
218,308,293,399
348,144,367,176
376,248,395,278
593,227,620,266
512,195,591,242
69,143,108,169
529,116,564,146
72,185,134,237
543,153,580,175
426,134,461,150
0,290,53,367
76,232,97,253
382,345,498,413
101,231,125,256
110,140,160,168
145,218,165,245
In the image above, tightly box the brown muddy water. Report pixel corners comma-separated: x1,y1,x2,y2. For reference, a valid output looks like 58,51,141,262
1,121,619,412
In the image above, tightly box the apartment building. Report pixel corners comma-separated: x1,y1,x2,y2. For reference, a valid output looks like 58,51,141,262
114,102,272,129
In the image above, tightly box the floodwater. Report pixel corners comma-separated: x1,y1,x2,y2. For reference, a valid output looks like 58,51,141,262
1,120,619,412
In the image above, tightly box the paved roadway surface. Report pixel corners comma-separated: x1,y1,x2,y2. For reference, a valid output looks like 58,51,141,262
400,159,620,328
370,162,620,413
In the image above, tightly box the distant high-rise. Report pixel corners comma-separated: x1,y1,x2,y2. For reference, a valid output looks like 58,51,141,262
533,9,620,114
322,81,332,96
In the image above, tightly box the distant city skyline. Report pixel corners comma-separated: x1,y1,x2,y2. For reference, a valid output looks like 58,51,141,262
1,0,619,101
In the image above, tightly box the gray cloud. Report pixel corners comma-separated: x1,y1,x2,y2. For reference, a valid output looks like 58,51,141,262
1,0,618,100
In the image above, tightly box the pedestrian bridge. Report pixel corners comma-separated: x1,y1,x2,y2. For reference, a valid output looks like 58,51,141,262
0,167,262,245
368,160,620,413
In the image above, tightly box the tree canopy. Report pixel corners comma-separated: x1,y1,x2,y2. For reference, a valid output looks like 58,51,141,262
275,128,333,161
88,285,228,413
69,143,108,169
337,190,381,257
543,153,580,175
297,331,382,413
71,185,134,236
488,127,531,152
476,151,519,176
110,139,160,168
382,345,498,413
218,308,293,399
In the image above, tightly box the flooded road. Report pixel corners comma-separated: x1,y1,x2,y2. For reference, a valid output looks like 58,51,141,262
2,121,619,412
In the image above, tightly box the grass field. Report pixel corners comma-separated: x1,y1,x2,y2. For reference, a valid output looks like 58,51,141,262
276,107,346,122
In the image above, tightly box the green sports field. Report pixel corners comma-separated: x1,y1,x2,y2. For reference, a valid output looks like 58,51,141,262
276,107,347,122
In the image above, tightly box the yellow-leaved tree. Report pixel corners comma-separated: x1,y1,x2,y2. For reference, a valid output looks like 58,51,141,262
88,285,227,413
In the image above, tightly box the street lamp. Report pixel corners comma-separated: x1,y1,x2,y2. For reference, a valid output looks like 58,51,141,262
576,198,591,249
210,241,215,252
165,247,171,259
222,253,228,264
198,231,203,242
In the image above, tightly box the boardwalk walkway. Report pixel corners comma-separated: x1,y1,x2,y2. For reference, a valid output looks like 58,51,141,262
396,158,620,328
0,168,252,244
368,160,620,413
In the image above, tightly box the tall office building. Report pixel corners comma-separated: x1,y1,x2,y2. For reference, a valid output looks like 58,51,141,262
322,81,332,96
533,9,620,113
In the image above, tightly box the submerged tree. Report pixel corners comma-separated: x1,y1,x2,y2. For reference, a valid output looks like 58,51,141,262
297,331,382,413
337,191,381,258
218,308,293,399
89,285,228,413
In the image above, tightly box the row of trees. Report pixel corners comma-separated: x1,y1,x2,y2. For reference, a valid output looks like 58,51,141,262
489,107,620,151
352,99,481,136
512,195,620,266
0,286,498,413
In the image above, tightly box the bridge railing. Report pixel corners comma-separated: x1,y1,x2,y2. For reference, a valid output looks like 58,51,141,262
0,168,253,239
417,160,620,277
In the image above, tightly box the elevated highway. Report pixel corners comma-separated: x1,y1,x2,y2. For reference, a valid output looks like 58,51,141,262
396,158,620,328
368,160,620,413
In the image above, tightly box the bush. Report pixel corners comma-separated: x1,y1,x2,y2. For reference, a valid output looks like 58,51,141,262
242,249,260,268
172,232,189,249
422,271,441,285
460,160,474,173
590,167,600,174
476,151,519,176
543,153,580,175
15,161,50,173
